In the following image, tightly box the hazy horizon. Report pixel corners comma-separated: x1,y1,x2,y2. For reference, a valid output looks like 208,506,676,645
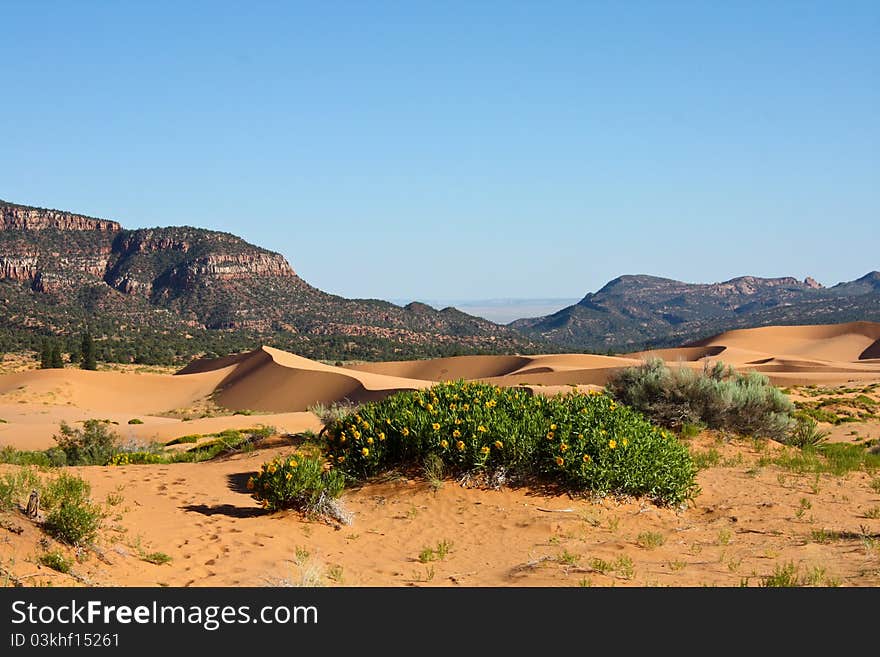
1,2,877,300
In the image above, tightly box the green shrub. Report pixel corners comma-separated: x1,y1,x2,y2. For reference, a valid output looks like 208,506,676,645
322,381,698,506
41,472,91,511
323,382,547,478
165,434,201,445
44,499,102,546
52,419,119,465
41,473,103,546
0,467,41,512
249,453,348,523
127,418,144,425
0,446,54,467
39,550,73,573
540,391,698,505
606,359,793,440
785,417,830,448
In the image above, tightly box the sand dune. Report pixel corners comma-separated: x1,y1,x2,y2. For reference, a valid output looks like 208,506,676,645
2,322,880,449
691,321,880,362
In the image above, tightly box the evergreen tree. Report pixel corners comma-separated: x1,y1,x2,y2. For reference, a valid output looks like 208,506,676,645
40,340,52,369
50,342,64,368
81,331,97,370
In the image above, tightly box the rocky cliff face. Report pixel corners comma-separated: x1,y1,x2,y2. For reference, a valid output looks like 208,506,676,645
1,200,120,232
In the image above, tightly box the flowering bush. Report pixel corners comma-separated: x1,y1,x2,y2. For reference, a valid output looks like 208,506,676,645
539,391,698,505
322,381,698,505
249,453,348,522
322,382,547,478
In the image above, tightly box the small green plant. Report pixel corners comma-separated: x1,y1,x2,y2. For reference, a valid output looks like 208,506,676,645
691,448,721,470
141,552,172,565
326,565,344,584
423,453,444,492
786,417,830,448
680,422,704,439
614,556,635,579
795,498,812,520
38,550,73,574
249,453,349,524
419,540,454,563
557,549,580,566
127,418,144,425
761,562,800,587
810,529,843,544
717,529,732,546
589,557,612,574
863,506,880,519
636,531,665,549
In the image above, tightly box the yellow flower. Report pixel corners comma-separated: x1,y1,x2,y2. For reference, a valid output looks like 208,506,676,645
453,429,461,438
353,430,361,440
432,422,441,431
560,443,569,452
622,438,628,447
582,454,591,463
555,456,565,466
367,437,374,444
462,403,469,411
267,464,276,474
378,432,386,441
426,404,433,412
550,424,557,431
454,418,462,425
285,472,293,481
337,456,346,463
456,440,465,451
449,403,456,410
339,433,347,443
246,477,255,490
362,421,370,430
402,427,410,436
577,433,584,440
440,439,449,449
477,425,487,433
361,448,369,457
608,439,617,449
288,459,298,468
480,446,490,455
494,440,503,449
546,431,554,440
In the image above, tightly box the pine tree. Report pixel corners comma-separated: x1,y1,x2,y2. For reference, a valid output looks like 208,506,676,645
40,340,52,369
81,331,97,370
50,343,64,368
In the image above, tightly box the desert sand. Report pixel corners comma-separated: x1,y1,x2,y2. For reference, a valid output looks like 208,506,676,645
1,321,879,587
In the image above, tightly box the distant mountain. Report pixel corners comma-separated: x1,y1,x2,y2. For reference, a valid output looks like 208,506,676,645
510,273,880,353
389,298,581,324
0,199,549,363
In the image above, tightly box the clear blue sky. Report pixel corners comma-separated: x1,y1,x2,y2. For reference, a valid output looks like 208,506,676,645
1,1,877,301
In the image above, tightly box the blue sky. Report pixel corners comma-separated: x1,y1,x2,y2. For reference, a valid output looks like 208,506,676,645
1,1,877,301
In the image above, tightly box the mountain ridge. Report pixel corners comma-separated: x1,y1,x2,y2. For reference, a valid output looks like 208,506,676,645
512,271,880,352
